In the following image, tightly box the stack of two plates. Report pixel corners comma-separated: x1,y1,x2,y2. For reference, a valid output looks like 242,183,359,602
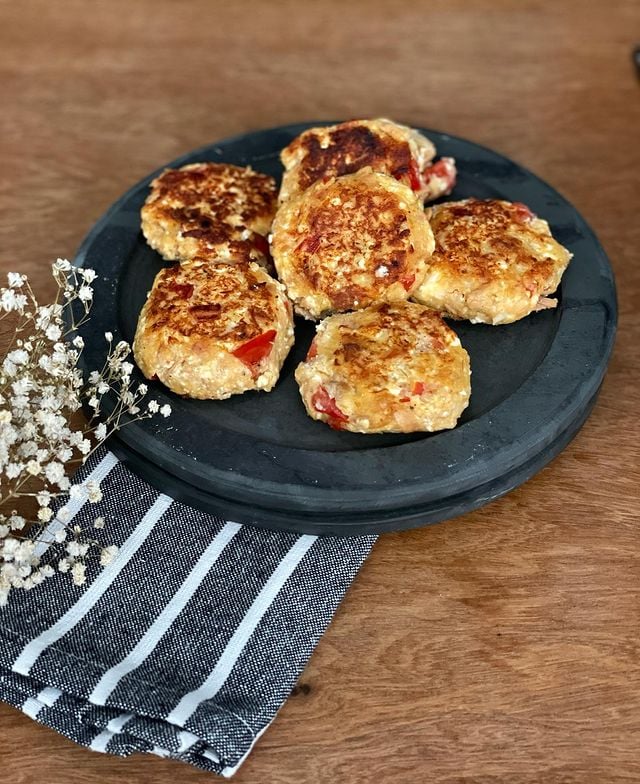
74,123,617,536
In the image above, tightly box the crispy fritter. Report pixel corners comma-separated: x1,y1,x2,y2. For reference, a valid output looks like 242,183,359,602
413,199,573,324
295,301,470,433
141,163,277,266
279,118,456,204
133,259,294,399
271,168,435,320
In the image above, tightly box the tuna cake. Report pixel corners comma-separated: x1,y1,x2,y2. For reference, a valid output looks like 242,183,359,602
413,198,573,325
271,168,435,320
279,118,457,204
295,301,471,434
133,259,294,399
141,163,277,267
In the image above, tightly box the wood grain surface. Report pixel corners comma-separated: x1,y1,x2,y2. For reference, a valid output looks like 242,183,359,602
1,1,639,782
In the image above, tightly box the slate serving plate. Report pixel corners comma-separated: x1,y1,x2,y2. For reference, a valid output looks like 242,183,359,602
73,123,617,535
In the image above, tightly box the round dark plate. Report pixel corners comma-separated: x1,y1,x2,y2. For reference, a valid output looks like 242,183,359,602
73,123,617,536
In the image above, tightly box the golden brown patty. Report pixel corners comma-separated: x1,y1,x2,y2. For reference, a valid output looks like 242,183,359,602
141,163,277,266
133,259,294,399
279,118,456,204
295,302,470,433
271,168,435,320
413,199,573,324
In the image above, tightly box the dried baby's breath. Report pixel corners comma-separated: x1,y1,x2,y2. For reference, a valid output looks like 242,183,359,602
0,261,171,605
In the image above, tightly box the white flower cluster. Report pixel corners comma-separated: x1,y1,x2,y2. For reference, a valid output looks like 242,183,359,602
0,261,171,605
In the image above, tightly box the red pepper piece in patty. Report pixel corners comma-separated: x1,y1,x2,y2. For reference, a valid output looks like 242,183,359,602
311,385,349,428
232,329,277,368
412,381,426,396
393,160,423,192
513,202,536,222
296,234,321,255
414,380,438,394
400,382,432,402
422,159,457,191
191,303,221,319
408,159,423,191
400,273,416,291
306,338,318,359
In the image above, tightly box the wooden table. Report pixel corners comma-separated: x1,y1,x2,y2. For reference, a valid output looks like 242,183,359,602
1,1,638,781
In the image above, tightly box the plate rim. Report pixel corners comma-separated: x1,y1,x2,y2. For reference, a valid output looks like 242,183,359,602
72,122,618,532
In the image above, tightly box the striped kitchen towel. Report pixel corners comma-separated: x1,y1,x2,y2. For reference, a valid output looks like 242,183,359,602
0,447,376,776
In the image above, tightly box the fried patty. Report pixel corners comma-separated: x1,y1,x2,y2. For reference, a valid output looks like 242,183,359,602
271,168,435,320
141,163,277,266
295,301,470,433
413,199,573,324
133,259,294,399
279,118,456,204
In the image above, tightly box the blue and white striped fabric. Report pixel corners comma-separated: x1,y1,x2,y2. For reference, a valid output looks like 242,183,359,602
0,448,376,776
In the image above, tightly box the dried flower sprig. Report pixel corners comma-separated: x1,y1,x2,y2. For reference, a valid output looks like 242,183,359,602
0,260,170,604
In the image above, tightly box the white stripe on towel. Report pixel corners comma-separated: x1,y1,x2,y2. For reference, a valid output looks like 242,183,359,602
89,712,134,753
13,494,173,676
22,686,63,718
177,728,201,752
167,534,316,726
88,521,242,705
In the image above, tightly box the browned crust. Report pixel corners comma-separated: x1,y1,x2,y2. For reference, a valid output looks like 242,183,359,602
292,123,413,192
295,181,413,291
142,260,280,345
328,303,452,387
271,169,434,318
295,301,470,432
428,199,557,286
413,198,573,324
142,162,277,261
